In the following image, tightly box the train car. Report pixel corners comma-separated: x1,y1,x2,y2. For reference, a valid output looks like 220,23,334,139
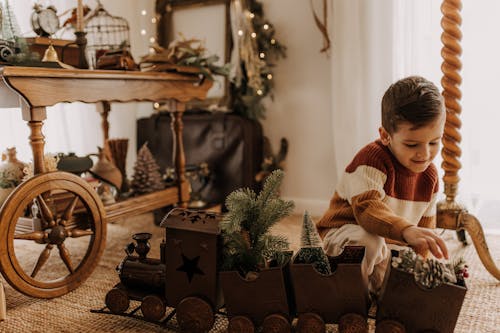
101,208,467,333
105,208,223,332
291,246,370,333
376,251,467,333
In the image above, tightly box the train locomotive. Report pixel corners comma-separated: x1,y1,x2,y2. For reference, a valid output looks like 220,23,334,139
102,208,467,333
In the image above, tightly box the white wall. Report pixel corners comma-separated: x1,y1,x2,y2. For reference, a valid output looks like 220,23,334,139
8,0,334,216
260,0,335,216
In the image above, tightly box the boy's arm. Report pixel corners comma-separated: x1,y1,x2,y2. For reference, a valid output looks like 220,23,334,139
352,191,448,259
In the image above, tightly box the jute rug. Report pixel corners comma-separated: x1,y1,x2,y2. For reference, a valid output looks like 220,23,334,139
0,213,498,332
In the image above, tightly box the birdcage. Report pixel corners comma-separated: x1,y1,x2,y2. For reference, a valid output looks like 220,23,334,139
84,0,130,69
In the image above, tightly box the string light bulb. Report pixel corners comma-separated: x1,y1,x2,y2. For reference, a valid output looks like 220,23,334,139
249,12,255,18
251,32,257,38
238,30,244,36
257,89,263,95
141,10,147,16
271,39,276,45
259,52,265,59
263,24,269,30
267,74,273,80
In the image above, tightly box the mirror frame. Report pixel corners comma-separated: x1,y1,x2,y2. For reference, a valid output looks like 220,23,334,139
155,0,232,109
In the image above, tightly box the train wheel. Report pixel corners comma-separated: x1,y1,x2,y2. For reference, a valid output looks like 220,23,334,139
105,287,129,314
375,319,406,333
338,313,368,333
262,313,291,333
176,296,214,333
296,312,325,333
0,172,106,298
141,295,166,321
227,315,255,333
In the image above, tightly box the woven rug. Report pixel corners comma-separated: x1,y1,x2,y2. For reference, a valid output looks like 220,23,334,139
1,213,498,332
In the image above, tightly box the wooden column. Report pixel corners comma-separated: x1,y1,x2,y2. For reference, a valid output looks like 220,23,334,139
438,0,500,280
96,101,111,145
167,100,189,208
21,104,47,175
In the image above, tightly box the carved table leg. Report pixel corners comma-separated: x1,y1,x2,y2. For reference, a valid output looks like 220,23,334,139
437,204,500,280
21,104,47,175
96,101,111,146
168,101,189,208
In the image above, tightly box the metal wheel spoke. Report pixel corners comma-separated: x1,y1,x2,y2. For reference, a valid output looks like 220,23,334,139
31,244,54,278
14,230,47,241
67,228,94,238
61,195,79,226
36,195,54,224
57,243,74,274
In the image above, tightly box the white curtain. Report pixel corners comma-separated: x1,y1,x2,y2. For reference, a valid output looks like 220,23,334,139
1,0,156,175
330,0,499,229
331,0,442,180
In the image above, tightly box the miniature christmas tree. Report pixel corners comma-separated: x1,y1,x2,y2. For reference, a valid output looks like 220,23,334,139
130,143,164,194
292,211,331,275
220,169,294,277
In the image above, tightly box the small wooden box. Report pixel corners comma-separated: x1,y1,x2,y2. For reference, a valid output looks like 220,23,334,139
26,37,80,68
291,246,369,324
220,252,295,327
376,253,467,333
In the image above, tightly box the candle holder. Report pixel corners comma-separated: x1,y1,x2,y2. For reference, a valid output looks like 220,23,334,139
74,31,89,69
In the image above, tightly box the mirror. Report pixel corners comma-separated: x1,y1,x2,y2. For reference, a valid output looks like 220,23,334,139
156,0,232,109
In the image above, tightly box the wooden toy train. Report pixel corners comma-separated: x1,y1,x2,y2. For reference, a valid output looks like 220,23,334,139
99,208,467,333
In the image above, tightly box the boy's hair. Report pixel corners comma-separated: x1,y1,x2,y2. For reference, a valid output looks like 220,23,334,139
381,76,444,134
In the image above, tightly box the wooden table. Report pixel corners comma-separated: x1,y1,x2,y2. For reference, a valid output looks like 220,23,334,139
0,66,212,298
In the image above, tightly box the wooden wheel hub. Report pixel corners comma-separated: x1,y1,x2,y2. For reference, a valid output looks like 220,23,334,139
48,225,67,245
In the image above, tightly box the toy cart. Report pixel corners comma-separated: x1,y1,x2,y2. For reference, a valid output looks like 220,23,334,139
0,66,212,298
290,246,370,333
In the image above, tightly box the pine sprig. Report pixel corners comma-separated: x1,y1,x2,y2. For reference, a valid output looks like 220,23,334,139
220,169,294,276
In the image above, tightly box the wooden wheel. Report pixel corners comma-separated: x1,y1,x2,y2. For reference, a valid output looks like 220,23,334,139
227,315,255,333
296,312,325,333
339,313,368,333
176,296,215,333
375,319,406,333
141,294,166,321
0,171,106,298
105,287,129,314
262,313,291,333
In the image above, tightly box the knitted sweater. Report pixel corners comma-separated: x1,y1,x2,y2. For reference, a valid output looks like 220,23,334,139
316,140,438,243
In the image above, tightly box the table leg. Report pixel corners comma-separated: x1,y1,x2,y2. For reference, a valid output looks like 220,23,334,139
438,206,500,280
96,101,111,146
169,102,188,208
28,121,46,175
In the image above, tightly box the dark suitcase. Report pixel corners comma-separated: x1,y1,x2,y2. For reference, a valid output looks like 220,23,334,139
137,110,264,208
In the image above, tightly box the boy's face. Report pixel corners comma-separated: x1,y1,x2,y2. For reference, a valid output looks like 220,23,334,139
379,112,445,173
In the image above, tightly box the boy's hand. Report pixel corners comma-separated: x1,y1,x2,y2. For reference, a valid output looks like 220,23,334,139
402,226,449,259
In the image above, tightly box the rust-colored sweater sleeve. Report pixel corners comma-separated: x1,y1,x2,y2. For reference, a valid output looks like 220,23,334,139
351,190,413,242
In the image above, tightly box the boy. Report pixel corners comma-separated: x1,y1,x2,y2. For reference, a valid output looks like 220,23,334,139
316,76,449,293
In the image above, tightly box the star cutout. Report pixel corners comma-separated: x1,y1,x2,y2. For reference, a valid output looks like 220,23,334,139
176,254,204,282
